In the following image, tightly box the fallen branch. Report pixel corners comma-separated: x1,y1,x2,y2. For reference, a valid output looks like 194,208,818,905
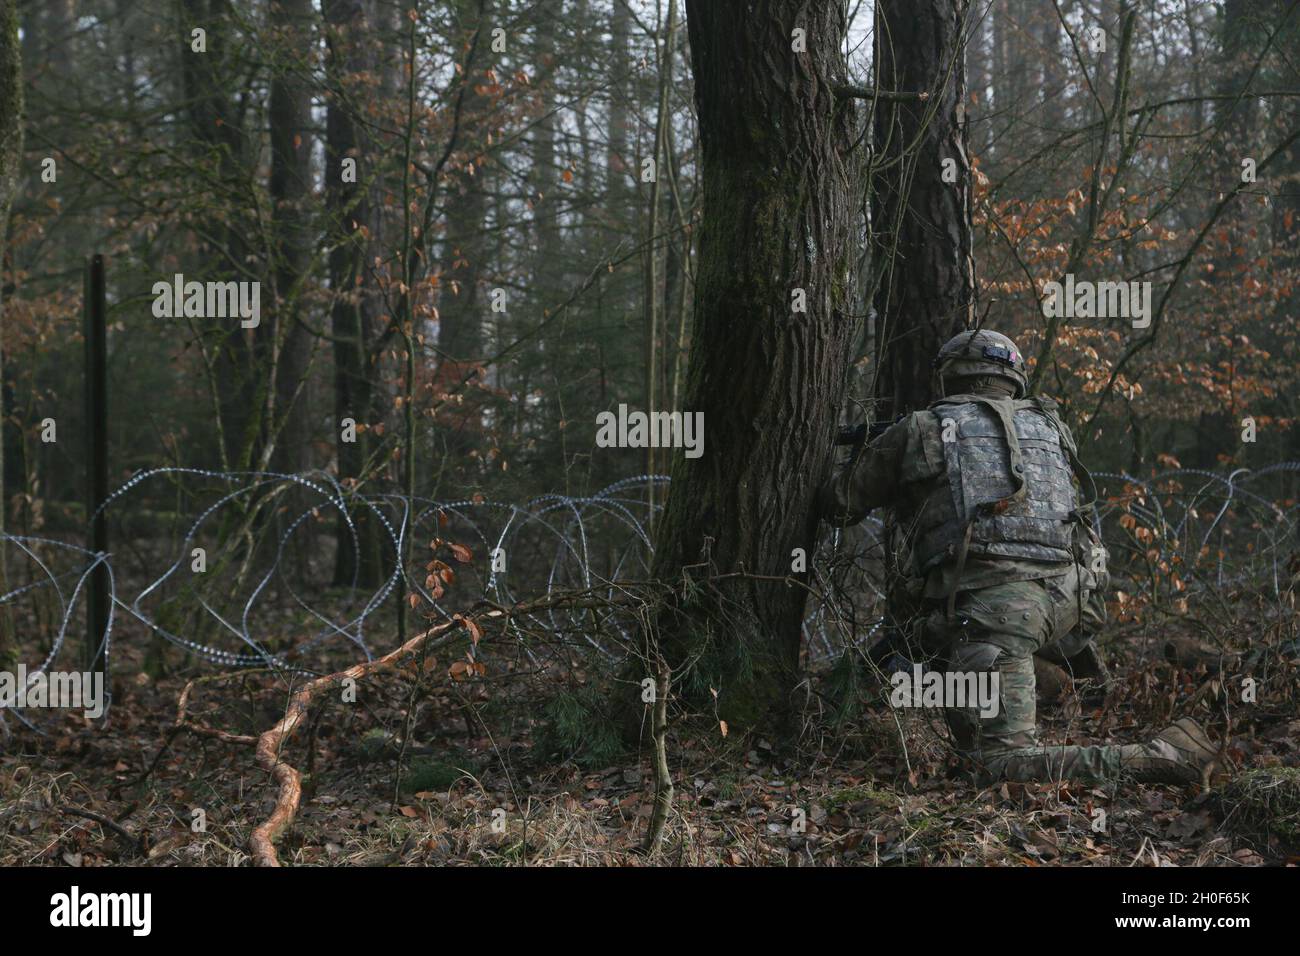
247,588,644,866
247,611,492,865
175,678,260,745
60,805,146,858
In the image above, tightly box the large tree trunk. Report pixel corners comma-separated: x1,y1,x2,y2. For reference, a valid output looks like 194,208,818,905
872,0,974,415
1266,4,1300,461
0,0,22,664
646,0,857,731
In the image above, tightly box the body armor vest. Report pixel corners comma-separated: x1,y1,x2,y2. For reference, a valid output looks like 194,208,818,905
910,398,1077,573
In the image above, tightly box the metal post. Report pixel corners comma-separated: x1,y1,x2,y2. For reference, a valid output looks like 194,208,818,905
84,255,108,675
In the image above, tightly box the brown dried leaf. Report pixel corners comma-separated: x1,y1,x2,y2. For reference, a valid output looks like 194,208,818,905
464,617,483,645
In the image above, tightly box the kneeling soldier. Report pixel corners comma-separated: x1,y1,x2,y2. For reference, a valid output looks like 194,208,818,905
820,330,1225,787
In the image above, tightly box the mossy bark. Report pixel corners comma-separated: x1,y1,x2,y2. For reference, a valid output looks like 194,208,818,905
643,0,859,735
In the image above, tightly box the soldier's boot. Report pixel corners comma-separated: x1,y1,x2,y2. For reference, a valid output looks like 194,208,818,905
1121,718,1229,788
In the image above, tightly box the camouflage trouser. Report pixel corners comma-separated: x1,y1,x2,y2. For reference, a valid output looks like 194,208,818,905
928,569,1164,784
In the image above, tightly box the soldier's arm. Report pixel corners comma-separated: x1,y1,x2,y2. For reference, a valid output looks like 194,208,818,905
817,419,909,527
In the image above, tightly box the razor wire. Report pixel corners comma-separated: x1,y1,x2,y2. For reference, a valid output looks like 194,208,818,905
801,463,1300,660
2,463,1298,732
0,467,670,732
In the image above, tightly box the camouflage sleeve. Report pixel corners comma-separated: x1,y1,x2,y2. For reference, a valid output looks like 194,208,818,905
817,417,910,527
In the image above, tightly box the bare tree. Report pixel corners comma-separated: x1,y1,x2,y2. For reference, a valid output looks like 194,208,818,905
0,0,22,663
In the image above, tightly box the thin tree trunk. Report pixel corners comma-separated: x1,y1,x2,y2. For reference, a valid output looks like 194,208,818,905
0,0,23,664
1196,0,1262,466
435,0,491,478
644,0,678,521
608,1,631,209
182,0,255,470
267,0,314,476
325,0,383,587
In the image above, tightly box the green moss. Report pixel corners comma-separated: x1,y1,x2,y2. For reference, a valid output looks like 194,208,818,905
356,728,391,760
823,782,896,811
400,756,475,794
675,626,794,734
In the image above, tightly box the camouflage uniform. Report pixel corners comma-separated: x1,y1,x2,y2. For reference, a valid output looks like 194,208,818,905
821,331,1222,786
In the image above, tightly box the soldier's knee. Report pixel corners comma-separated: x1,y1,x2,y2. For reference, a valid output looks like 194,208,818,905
945,638,1039,756
949,639,1001,675
943,641,1005,754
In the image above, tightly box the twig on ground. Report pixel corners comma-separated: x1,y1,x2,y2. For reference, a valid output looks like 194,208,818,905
59,804,146,857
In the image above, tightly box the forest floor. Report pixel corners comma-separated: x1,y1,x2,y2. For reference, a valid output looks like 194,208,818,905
3,590,1300,867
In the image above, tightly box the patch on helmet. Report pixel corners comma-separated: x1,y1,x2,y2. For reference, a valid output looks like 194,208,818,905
981,344,1020,365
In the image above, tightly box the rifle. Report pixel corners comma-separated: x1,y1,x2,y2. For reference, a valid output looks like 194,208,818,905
834,415,903,447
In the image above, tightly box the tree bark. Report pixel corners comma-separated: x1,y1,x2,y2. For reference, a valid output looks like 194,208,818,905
872,0,974,415
325,0,384,587
868,0,973,676
1196,0,1263,467
531,8,561,289
181,0,256,470
0,0,23,664
267,0,314,475
643,0,678,521
646,0,858,731
607,1,631,206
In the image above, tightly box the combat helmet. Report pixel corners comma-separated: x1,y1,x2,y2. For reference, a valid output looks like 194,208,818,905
932,329,1029,398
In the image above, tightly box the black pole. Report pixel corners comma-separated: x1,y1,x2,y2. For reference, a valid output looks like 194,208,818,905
84,255,108,676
